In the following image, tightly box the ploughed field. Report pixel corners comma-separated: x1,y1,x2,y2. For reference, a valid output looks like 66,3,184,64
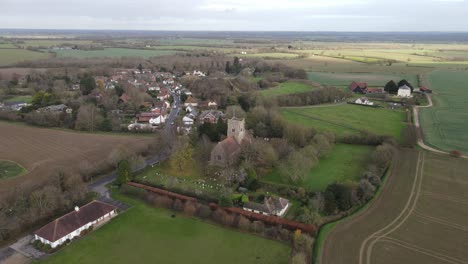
320,150,468,264
43,191,290,264
0,122,150,197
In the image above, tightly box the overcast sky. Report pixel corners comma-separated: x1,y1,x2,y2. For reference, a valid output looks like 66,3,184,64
1,0,467,31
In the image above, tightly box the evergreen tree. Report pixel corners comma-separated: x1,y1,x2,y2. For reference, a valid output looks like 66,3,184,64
384,80,398,94
80,74,96,95
225,61,231,74
398,79,414,92
138,63,143,73
116,160,131,186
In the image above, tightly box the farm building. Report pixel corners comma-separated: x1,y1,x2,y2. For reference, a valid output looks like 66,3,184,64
348,81,368,94
397,85,412,98
243,196,290,217
366,87,385,94
34,201,117,248
355,97,374,106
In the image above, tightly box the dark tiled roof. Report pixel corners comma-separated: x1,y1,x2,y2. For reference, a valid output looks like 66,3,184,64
34,201,117,243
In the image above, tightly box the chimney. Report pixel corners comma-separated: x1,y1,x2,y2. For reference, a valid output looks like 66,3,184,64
74,206,79,212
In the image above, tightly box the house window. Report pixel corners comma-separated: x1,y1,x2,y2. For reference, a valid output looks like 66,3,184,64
232,128,235,132
217,155,221,161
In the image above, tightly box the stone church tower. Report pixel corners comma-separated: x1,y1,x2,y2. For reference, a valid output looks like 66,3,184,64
227,118,246,143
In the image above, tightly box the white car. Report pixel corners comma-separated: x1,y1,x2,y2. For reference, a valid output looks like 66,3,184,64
173,105,177,109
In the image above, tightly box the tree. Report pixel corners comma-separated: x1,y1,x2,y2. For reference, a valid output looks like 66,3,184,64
232,57,242,74
225,105,246,119
358,179,376,201
75,104,103,132
80,74,96,95
225,61,231,74
170,138,194,171
295,207,321,225
279,150,312,183
138,63,143,73
116,160,131,186
384,80,398,94
398,79,414,92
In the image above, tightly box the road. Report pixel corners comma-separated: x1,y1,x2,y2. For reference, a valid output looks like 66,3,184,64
88,92,181,197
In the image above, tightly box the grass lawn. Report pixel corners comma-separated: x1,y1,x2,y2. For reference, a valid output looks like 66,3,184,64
54,48,180,58
259,81,316,97
419,70,468,153
281,104,406,140
0,49,50,66
42,191,290,264
0,160,27,180
262,144,373,192
4,95,33,103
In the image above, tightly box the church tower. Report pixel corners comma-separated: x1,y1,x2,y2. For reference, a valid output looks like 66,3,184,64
227,118,246,144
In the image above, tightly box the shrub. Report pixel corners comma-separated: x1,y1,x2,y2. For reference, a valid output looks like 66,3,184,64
450,150,462,158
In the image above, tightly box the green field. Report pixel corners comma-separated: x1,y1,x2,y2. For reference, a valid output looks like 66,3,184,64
0,49,50,66
281,104,406,139
22,39,94,47
259,81,316,97
4,96,33,103
262,144,373,191
0,160,27,180
43,191,290,264
307,72,418,87
54,48,180,58
419,70,468,153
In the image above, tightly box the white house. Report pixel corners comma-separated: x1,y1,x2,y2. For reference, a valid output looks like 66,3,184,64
242,196,290,217
398,85,412,98
149,115,166,126
183,116,194,126
193,70,206,77
355,97,374,106
34,201,117,248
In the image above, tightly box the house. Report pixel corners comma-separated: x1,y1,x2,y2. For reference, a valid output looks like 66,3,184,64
137,112,160,123
348,81,368,94
149,115,166,126
119,93,130,104
354,97,374,106
210,118,247,167
183,116,194,126
192,70,206,77
243,196,290,217
397,85,412,98
199,110,225,124
184,96,198,107
157,88,170,101
366,87,385,94
34,201,117,248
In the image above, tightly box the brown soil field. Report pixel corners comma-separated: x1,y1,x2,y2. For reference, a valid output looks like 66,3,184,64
0,122,151,197
320,150,468,264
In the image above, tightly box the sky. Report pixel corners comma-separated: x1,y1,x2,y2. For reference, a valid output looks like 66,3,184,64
1,0,467,31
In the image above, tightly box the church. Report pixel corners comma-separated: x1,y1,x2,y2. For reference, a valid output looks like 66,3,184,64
210,117,248,167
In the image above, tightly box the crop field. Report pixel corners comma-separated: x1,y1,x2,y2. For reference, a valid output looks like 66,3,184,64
0,122,151,198
262,144,373,192
21,39,94,47
43,190,290,264
0,160,27,180
320,150,468,264
307,72,418,87
0,49,50,66
243,52,299,59
259,81,317,97
281,104,406,140
54,48,180,58
419,70,468,154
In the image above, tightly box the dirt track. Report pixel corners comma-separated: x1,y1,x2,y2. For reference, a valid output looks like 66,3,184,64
0,122,151,197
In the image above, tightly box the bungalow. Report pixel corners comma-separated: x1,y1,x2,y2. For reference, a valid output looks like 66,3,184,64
348,81,368,94
137,112,160,123
34,201,117,248
149,115,166,126
397,85,412,98
37,104,72,113
199,110,225,124
243,196,290,217
183,116,194,126
184,96,198,107
354,97,374,106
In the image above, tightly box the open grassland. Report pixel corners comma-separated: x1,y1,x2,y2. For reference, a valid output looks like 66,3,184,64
0,160,27,180
259,81,317,97
320,151,468,264
43,190,290,264
419,70,468,154
0,49,50,66
262,144,373,192
0,122,151,198
4,95,33,103
54,48,180,58
281,104,406,140
307,72,418,87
